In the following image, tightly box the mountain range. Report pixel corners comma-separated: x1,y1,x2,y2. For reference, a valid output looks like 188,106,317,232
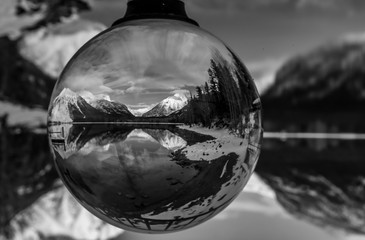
49,88,134,122
262,38,365,112
50,88,190,123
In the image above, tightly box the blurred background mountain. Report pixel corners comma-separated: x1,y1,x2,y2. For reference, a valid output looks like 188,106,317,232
0,1,122,239
1,0,364,240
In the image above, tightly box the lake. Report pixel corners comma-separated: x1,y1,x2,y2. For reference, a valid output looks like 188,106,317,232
1,124,364,239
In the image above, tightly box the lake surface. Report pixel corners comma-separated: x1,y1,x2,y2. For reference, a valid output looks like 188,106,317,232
1,125,364,239
118,134,365,240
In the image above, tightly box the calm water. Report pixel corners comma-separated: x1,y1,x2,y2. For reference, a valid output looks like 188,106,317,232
1,125,365,239
47,123,259,233
119,135,365,240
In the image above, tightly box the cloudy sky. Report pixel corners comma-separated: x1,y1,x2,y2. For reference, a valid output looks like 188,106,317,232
81,0,365,93
59,19,234,111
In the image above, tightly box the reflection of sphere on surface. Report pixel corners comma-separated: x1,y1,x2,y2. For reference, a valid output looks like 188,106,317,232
47,19,263,233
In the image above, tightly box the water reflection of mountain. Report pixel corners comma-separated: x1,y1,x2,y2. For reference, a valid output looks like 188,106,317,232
0,128,58,235
48,124,253,232
49,123,217,155
256,139,365,234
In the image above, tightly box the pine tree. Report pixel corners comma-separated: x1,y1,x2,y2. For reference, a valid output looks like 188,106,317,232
196,86,203,100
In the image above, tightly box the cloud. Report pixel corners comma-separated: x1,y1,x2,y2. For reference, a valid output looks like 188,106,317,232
0,0,43,37
171,89,190,96
61,22,220,106
125,85,145,94
341,32,365,44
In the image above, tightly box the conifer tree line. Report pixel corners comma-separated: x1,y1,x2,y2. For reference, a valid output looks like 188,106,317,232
176,50,260,129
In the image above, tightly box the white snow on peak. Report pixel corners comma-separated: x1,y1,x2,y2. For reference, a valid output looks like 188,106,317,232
57,88,78,99
50,88,80,122
80,90,110,101
146,92,188,117
127,105,153,116
79,90,111,107
161,93,188,111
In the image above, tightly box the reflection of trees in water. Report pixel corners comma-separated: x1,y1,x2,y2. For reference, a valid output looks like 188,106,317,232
67,124,134,151
51,123,217,155
256,150,365,234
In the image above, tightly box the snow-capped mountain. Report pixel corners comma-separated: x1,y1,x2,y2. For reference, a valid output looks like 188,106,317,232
142,93,188,117
49,88,134,122
128,105,154,117
78,90,134,117
80,91,111,105
50,88,83,122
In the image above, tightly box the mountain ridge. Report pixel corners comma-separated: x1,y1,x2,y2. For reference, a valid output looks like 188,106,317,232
262,40,365,111
49,88,134,122
142,93,188,117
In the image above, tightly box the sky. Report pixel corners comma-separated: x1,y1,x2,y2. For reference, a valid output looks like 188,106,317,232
81,0,365,93
58,19,235,112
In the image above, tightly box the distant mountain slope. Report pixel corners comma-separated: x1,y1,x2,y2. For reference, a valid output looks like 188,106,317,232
142,93,188,117
49,88,134,122
262,38,365,111
0,36,55,109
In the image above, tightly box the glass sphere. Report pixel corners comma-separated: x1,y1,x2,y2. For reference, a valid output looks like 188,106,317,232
47,19,263,233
